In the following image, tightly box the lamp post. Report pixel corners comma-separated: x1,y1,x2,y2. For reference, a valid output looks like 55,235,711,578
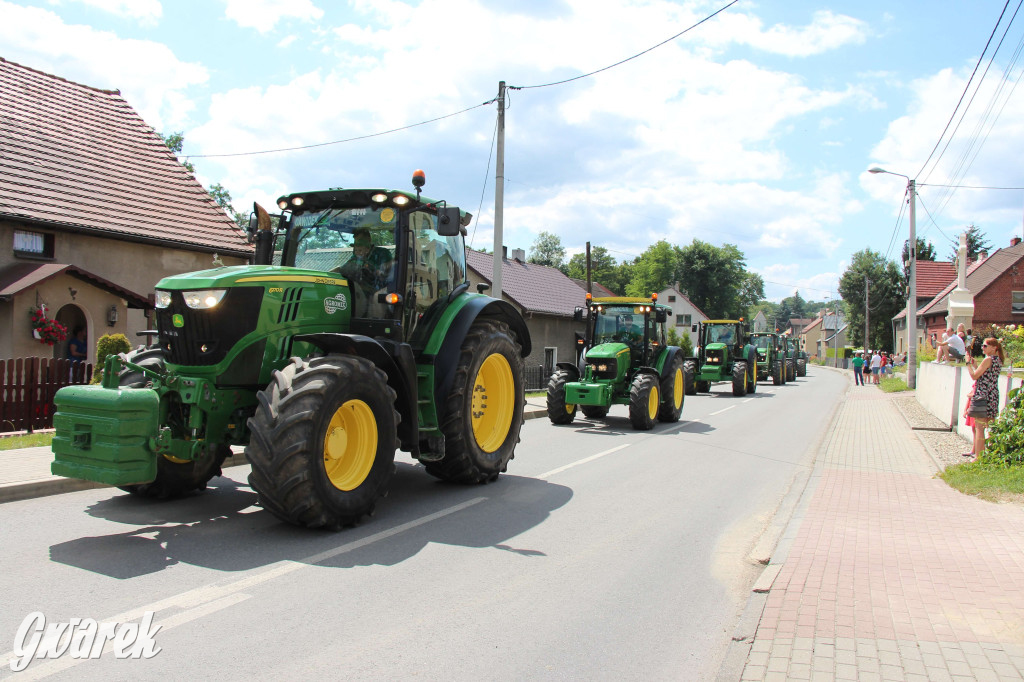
868,167,917,389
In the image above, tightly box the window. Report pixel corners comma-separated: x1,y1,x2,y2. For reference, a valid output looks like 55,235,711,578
675,313,691,326
668,295,676,302
1014,291,1024,314
13,229,55,259
544,347,557,377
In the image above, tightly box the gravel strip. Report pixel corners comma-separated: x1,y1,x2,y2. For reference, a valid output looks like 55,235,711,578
890,392,972,470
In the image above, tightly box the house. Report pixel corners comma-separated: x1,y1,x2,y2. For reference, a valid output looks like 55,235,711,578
801,311,846,358
891,259,956,355
786,318,814,338
915,238,1024,346
656,285,709,346
752,310,768,332
466,248,587,379
0,58,251,364
570,278,616,298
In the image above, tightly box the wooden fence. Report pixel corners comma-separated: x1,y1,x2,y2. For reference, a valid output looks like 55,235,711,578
0,358,93,434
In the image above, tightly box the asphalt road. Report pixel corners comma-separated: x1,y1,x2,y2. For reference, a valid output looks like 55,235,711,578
0,367,846,681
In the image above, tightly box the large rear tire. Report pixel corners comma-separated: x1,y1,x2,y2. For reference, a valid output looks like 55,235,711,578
683,360,697,396
581,405,609,419
732,361,748,396
658,357,684,423
629,373,660,430
427,320,525,483
747,358,757,394
786,359,796,383
117,347,228,499
246,356,398,530
772,360,783,386
546,369,577,425
797,358,807,377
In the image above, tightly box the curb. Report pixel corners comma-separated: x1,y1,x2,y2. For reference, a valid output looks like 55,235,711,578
890,395,947,474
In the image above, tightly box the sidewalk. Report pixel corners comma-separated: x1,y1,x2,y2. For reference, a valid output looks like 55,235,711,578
734,386,1024,681
0,396,551,504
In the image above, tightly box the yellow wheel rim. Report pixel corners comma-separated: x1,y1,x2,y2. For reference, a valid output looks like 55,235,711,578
672,367,683,408
647,383,659,419
323,399,377,491
472,353,515,453
566,402,575,415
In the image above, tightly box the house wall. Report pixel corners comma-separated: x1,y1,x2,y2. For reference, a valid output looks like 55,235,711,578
657,288,707,346
973,262,1024,327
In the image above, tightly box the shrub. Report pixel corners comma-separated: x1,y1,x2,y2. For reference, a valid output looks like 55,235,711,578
90,333,132,384
979,389,1024,467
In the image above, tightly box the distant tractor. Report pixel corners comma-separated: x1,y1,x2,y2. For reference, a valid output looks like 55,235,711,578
783,336,805,381
546,295,687,430
51,171,531,530
684,319,758,396
750,332,786,386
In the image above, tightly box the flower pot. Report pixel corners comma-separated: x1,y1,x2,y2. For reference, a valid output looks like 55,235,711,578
33,329,42,340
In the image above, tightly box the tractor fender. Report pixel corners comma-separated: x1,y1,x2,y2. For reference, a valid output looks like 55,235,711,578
554,362,580,381
633,366,661,379
655,346,684,379
294,333,419,454
429,296,532,409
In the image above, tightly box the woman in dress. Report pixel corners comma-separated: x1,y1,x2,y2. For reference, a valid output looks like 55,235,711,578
965,337,1005,461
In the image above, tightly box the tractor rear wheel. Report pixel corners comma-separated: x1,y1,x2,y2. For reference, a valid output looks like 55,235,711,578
546,369,577,425
427,320,525,484
772,360,783,386
629,373,660,430
747,360,757,394
117,347,228,499
797,358,807,377
787,359,796,382
683,360,697,395
658,357,684,422
696,379,711,393
732,361,748,396
246,356,398,530
581,405,609,419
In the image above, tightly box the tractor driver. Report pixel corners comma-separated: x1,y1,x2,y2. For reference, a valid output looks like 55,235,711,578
716,327,734,345
340,229,393,291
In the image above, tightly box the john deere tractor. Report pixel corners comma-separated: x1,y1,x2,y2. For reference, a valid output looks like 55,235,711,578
683,319,758,396
546,295,687,430
51,171,531,530
750,332,786,386
783,336,805,381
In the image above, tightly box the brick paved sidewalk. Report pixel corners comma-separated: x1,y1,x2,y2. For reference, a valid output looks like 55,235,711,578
740,388,1024,682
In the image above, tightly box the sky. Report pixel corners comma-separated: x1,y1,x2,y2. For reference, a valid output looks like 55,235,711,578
3,0,1024,303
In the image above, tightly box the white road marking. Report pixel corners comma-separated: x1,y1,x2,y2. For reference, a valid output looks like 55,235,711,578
709,406,736,416
536,444,632,480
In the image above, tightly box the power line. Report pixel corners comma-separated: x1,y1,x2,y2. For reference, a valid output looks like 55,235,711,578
508,1,740,91
469,117,499,249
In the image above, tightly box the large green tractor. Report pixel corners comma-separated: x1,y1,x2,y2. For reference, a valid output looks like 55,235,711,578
683,319,758,396
750,332,786,386
51,171,531,530
783,336,806,381
546,295,687,430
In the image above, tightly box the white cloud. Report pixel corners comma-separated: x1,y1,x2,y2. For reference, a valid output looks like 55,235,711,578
67,0,163,26
223,0,324,33
700,9,869,57
0,1,206,130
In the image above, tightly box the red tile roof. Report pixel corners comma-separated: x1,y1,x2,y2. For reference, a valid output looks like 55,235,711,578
467,250,589,316
0,262,150,308
0,58,251,255
915,260,955,299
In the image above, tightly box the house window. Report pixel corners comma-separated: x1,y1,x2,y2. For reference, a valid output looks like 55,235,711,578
13,229,55,259
1013,291,1024,314
675,314,691,326
668,295,676,302
543,347,557,377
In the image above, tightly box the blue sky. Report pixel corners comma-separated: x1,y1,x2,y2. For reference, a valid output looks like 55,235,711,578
4,0,1024,303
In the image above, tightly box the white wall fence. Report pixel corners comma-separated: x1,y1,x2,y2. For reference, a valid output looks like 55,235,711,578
916,362,1023,440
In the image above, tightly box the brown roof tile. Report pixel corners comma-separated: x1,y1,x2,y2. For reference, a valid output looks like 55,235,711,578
915,260,956,298
0,58,251,255
467,250,589,316
918,242,1024,316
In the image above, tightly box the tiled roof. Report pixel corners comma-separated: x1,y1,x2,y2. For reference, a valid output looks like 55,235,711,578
658,286,709,320
919,242,1024,316
0,261,150,308
570,278,616,298
802,317,822,333
915,260,956,299
466,250,588,316
0,58,251,255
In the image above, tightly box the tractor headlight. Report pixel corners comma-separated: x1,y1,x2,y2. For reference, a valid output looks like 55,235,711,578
154,290,172,309
183,289,227,310
597,364,609,372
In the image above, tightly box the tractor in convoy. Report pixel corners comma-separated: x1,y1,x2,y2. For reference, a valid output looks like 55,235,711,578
782,336,806,381
750,332,786,386
683,319,758,396
51,171,531,530
546,295,687,430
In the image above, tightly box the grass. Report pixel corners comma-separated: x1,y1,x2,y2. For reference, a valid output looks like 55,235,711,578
940,460,1024,504
0,432,54,450
879,375,910,392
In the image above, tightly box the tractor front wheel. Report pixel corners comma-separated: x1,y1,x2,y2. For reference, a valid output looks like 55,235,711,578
546,369,577,425
732,361,748,396
683,360,697,395
696,379,711,393
428,320,525,483
246,356,398,530
797,358,807,377
581,405,609,419
629,373,660,430
772,360,783,386
787,359,796,382
747,360,757,394
658,357,685,422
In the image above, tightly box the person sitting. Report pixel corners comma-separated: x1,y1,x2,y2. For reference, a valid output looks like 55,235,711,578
340,229,393,289
936,328,965,363
934,328,953,363
67,327,87,363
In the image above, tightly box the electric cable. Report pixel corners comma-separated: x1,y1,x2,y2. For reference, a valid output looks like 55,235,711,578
470,116,500,249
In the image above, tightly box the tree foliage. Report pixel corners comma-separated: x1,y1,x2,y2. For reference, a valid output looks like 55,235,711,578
675,240,749,319
626,241,677,298
947,224,992,262
838,249,903,352
208,182,249,230
528,231,566,271
565,246,623,294
158,130,195,174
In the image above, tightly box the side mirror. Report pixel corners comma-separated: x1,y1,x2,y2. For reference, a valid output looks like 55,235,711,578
573,306,584,322
437,206,461,236
655,308,667,323
247,213,259,241
476,282,490,294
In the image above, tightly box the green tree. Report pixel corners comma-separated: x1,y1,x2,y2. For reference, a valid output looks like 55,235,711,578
158,131,195,174
947,224,992,262
838,249,903,352
625,241,677,297
738,273,765,320
565,246,621,294
778,291,808,321
674,240,748,318
528,231,566,271
208,182,248,230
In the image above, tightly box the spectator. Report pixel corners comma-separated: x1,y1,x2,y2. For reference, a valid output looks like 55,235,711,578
67,327,87,363
870,350,882,384
852,350,865,386
934,328,953,363
965,337,1005,461
945,331,966,362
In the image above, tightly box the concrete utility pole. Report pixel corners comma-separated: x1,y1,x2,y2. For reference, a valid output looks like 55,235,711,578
864,274,870,352
492,80,506,299
586,241,592,294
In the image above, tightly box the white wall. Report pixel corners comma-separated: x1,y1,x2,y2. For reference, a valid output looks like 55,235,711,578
916,362,1023,438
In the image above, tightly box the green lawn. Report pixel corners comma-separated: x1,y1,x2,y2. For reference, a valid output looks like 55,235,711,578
0,432,54,450
879,376,910,392
940,460,1024,503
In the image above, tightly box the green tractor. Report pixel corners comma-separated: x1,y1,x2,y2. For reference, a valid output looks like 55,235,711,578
782,336,806,381
51,171,531,530
794,338,808,377
683,319,758,396
546,295,687,430
750,332,786,386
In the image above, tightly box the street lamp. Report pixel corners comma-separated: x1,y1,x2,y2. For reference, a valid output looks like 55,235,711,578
868,166,917,389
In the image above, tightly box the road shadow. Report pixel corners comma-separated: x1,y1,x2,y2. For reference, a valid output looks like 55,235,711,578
49,462,572,579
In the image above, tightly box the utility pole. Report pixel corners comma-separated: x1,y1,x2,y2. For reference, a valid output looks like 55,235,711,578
586,241,592,294
907,180,917,389
492,80,506,299
864,274,870,352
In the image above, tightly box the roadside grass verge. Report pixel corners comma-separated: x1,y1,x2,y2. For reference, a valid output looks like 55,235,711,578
940,460,1024,503
0,432,54,450
879,376,910,392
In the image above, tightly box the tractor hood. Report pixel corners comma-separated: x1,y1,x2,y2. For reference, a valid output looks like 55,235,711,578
155,265,349,291
585,342,632,362
704,342,729,352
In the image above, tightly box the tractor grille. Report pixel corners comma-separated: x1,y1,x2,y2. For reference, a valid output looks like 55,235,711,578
705,351,723,365
156,288,264,366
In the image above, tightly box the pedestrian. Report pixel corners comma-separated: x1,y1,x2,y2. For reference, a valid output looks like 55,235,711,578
964,337,1005,461
869,349,882,384
852,350,865,385
880,352,889,376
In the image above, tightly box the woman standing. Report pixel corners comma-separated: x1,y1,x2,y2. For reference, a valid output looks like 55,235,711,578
965,337,1005,461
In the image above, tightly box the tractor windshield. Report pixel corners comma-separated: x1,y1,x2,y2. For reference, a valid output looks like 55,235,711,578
277,207,397,278
751,335,772,350
706,325,736,345
593,307,644,346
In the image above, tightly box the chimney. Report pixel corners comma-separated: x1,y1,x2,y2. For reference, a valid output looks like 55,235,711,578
1012,237,1022,247
511,248,526,262
502,246,508,260
979,250,989,261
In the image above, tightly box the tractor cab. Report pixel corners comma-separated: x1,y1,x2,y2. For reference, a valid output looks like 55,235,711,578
685,319,758,396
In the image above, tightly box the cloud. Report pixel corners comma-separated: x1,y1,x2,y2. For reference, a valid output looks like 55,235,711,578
0,1,206,130
701,9,869,57
67,0,163,26
223,0,324,33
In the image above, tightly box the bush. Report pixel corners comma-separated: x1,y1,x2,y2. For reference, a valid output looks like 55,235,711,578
980,389,1024,466
667,328,694,357
90,333,132,384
